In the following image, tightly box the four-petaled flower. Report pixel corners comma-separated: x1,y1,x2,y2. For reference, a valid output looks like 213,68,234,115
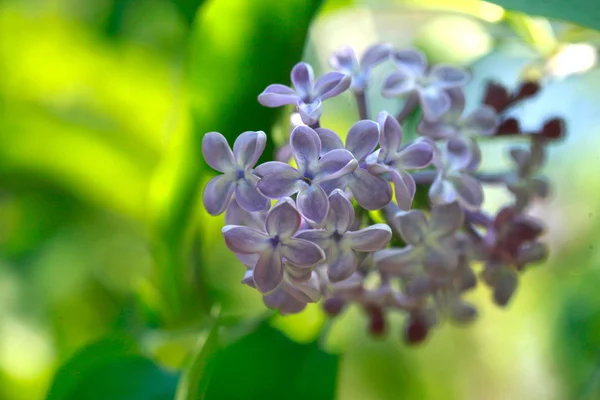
255,126,357,224
202,131,269,215
382,49,469,121
329,43,393,92
222,199,325,293
366,111,434,210
375,201,464,277
258,62,351,125
296,190,392,282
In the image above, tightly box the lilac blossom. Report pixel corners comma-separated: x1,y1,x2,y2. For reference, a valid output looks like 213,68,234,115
382,49,469,121
255,126,357,224
366,111,434,210
296,190,392,282
202,131,270,215
222,199,325,293
315,120,392,210
258,62,351,125
506,145,549,210
329,43,393,92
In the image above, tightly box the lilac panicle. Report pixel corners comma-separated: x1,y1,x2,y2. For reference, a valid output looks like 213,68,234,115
296,189,392,282
255,126,357,224
222,199,325,293
258,62,351,125
316,120,393,210
202,131,270,215
382,49,469,121
366,111,434,210
329,43,393,92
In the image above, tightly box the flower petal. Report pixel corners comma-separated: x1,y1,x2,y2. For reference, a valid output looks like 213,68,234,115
297,184,329,224
297,99,322,125
235,176,270,213
418,86,451,121
348,168,392,210
225,198,266,231
254,249,284,293
390,169,415,211
360,43,393,70
382,70,416,97
283,238,325,266
222,225,269,253
295,229,332,251
418,119,457,139
203,174,235,216
236,253,260,268
449,174,483,210
391,49,427,76
396,139,434,169
315,128,344,155
346,120,379,162
377,111,402,157
325,189,355,233
428,65,470,89
257,84,299,107
291,62,315,99
373,247,419,275
256,162,301,198
462,105,498,136
263,289,306,314
265,199,301,238
429,174,457,204
233,131,267,169
202,132,236,173
429,201,464,237
444,136,474,172
314,72,351,100
290,125,321,174
347,224,392,251
394,210,428,245
328,243,358,283
329,46,359,74
287,273,321,302
316,149,357,182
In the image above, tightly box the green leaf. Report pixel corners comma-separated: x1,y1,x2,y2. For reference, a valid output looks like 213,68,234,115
487,0,600,32
177,321,340,400
46,337,178,400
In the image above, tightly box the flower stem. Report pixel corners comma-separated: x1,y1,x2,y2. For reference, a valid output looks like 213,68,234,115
354,90,368,120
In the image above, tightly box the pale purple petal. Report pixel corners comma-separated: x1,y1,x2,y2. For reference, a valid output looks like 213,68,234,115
445,137,474,172
255,161,298,177
418,86,451,121
315,128,344,155
391,49,427,76
290,125,321,173
287,273,321,302
360,43,393,70
449,174,484,209
390,169,415,211
235,176,269,213
374,247,419,275
297,99,322,125
286,264,312,282
348,168,392,210
233,131,266,169
429,201,463,237
328,243,358,282
256,162,301,198
263,289,306,314
203,175,235,215
346,120,379,162
291,62,314,98
429,174,457,204
316,149,357,182
294,229,332,251
297,184,329,224
225,198,266,231
325,189,355,233
418,119,457,139
241,269,255,287
377,111,402,157
382,70,416,97
428,65,470,89
254,249,284,293
463,106,498,135
347,224,392,251
283,238,325,266
314,72,351,100
396,139,434,169
423,244,459,275
236,253,260,268
509,148,529,169
395,210,428,245
202,132,236,173
265,200,301,238
329,46,359,74
222,225,269,253
258,84,299,107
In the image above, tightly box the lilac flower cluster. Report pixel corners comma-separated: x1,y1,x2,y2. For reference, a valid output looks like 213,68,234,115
202,45,565,344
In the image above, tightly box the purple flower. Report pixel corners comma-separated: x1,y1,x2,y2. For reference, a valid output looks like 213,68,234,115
506,146,549,210
382,49,469,121
258,62,351,125
316,120,392,210
329,43,393,92
366,111,434,210
255,126,357,224
222,199,325,293
296,190,392,282
429,139,484,210
374,201,464,277
202,131,270,215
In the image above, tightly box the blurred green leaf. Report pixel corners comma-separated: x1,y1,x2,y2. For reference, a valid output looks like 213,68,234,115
487,0,600,32
178,321,339,400
46,337,178,400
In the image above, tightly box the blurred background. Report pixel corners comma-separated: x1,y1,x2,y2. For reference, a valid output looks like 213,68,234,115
1,0,600,399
